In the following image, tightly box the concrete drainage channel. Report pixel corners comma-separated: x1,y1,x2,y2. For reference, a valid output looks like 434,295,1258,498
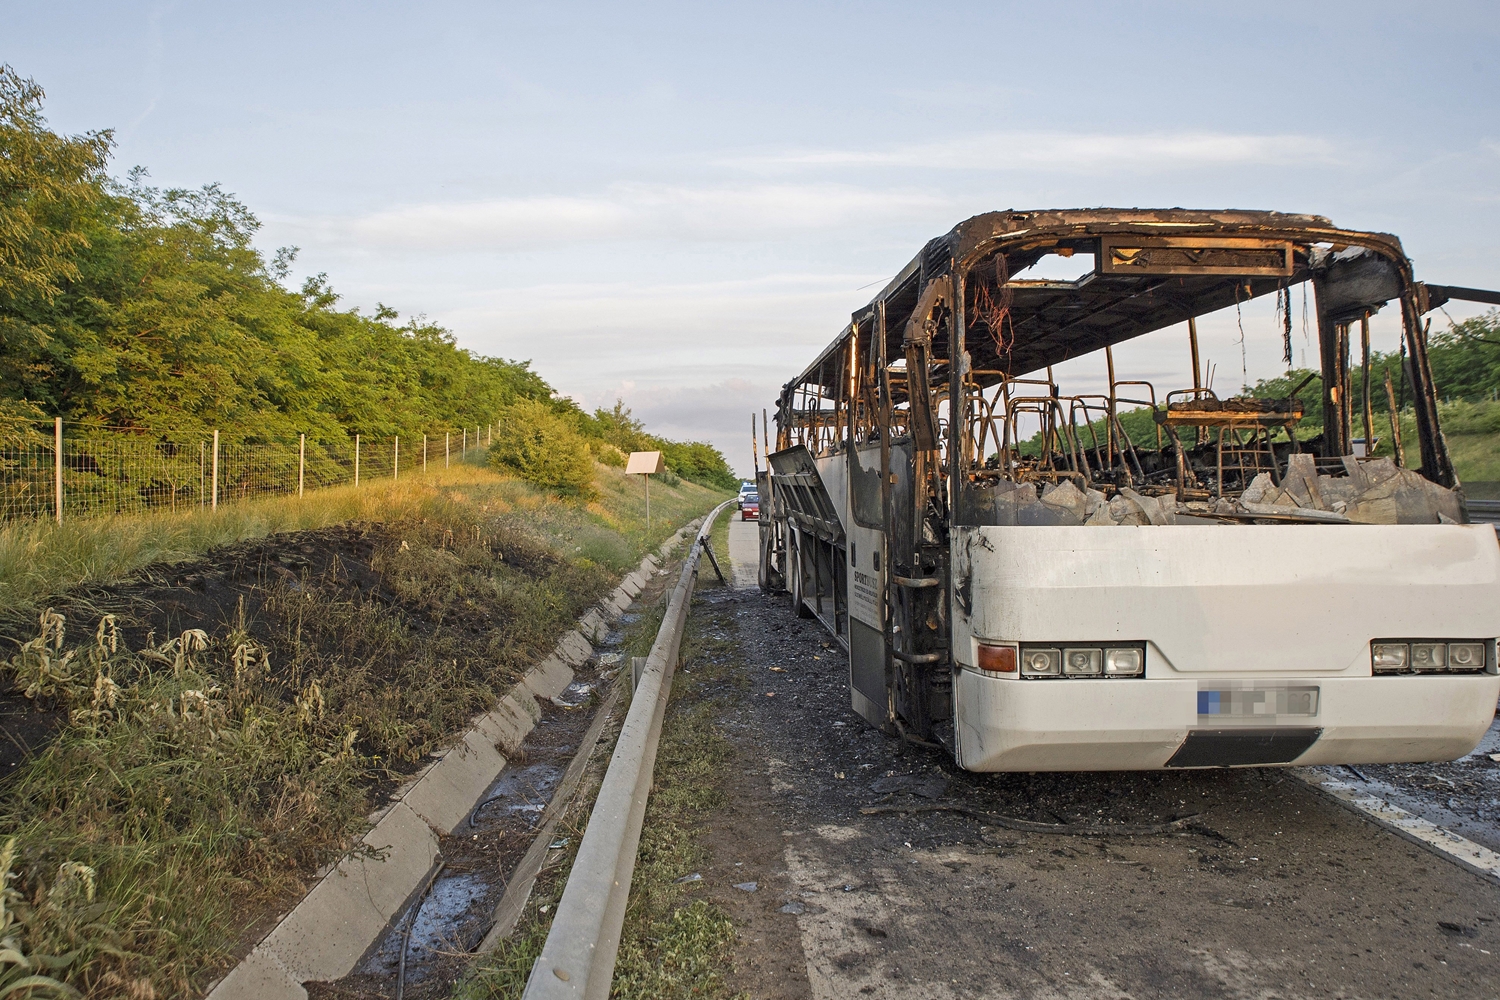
519,498,735,999
206,507,727,1000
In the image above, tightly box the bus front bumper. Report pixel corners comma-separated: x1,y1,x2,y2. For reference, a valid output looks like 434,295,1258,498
953,669,1500,771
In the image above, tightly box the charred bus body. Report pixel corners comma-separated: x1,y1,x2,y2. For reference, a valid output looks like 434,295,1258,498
758,209,1500,771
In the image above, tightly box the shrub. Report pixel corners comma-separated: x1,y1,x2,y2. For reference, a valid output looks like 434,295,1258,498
489,401,598,499
590,440,627,467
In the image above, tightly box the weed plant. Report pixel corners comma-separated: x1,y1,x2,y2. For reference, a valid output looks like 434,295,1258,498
0,463,725,997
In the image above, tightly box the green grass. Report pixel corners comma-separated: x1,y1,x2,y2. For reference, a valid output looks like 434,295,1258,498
0,460,729,998
452,588,745,1000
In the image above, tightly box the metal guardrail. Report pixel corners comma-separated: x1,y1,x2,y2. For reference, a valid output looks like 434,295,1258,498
522,498,735,1000
1468,499,1500,522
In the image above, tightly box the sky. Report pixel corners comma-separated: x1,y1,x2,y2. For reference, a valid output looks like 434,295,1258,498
5,1,1500,475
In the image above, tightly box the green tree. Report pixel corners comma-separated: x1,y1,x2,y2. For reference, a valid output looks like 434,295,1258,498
489,399,598,499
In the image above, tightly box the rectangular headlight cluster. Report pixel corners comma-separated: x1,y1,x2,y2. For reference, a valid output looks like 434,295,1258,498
1371,640,1490,674
1019,643,1145,678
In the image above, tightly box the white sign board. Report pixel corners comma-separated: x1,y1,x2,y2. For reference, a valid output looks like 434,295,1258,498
626,451,665,474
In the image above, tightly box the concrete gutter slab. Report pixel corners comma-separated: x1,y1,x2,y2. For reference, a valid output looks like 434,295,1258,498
205,526,696,1000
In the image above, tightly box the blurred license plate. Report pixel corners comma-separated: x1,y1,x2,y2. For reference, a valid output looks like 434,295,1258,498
1198,684,1319,720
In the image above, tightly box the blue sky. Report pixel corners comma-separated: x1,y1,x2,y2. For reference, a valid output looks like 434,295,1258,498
6,2,1500,474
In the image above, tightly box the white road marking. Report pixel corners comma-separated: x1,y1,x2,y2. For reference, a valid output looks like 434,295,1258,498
1293,768,1500,883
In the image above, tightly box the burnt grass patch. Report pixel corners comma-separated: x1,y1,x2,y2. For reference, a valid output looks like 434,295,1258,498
0,512,613,998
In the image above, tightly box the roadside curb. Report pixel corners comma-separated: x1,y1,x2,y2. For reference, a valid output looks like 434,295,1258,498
1293,767,1500,884
205,518,705,1000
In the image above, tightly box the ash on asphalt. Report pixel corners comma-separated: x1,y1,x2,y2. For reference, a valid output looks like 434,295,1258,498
700,550,1500,999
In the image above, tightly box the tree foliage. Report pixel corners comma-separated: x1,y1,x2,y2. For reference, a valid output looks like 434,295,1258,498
0,66,738,494
489,399,598,499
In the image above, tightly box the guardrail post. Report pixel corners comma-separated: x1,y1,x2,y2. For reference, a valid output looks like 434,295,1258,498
53,417,62,524
298,433,305,497
211,430,219,511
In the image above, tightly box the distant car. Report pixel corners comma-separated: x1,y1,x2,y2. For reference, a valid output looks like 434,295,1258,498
737,481,756,510
741,493,759,520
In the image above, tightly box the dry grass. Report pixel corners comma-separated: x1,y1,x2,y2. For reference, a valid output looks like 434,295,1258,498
0,462,728,997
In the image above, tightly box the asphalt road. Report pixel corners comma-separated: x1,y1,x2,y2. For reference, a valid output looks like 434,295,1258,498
699,520,1500,999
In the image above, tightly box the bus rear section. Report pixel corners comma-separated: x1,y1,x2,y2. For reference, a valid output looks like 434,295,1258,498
949,522,1500,771
760,208,1500,771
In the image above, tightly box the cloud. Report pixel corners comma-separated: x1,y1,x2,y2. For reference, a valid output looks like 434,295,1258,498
286,182,951,252
732,130,1342,173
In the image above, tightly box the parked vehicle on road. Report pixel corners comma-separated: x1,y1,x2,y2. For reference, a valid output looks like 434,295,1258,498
758,208,1500,771
741,493,759,521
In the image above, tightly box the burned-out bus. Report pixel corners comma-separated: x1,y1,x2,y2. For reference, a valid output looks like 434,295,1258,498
758,208,1500,771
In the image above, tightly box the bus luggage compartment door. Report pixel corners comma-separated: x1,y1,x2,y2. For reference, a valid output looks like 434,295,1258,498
848,442,889,726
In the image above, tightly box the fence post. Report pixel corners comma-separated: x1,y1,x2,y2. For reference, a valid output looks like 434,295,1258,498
394,436,399,482
463,427,467,458
355,434,361,486
211,429,219,511
200,441,206,510
446,432,450,468
53,417,62,524
423,434,428,472
487,422,492,446
299,433,306,497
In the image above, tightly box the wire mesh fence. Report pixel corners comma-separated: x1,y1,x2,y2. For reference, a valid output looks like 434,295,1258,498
0,421,497,524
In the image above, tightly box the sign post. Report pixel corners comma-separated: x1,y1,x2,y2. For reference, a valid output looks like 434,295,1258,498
625,451,665,536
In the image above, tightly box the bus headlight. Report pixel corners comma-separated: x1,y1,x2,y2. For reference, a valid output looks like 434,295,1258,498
1021,648,1061,676
1063,648,1103,675
1371,640,1490,674
1410,643,1446,671
1104,648,1143,676
1018,643,1144,678
1448,642,1486,671
1371,643,1409,673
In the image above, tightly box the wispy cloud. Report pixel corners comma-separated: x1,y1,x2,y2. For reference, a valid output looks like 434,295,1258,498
731,130,1343,173
288,182,951,252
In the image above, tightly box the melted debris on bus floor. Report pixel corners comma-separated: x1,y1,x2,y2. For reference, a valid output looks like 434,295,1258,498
688,577,1500,1000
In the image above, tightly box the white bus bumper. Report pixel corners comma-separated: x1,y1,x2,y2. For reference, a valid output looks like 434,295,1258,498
953,670,1500,771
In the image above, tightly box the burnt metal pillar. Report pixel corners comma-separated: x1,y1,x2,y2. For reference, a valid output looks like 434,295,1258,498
1400,294,1457,486
1312,274,1350,458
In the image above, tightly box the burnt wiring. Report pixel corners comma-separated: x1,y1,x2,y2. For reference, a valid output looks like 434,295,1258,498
970,254,1015,359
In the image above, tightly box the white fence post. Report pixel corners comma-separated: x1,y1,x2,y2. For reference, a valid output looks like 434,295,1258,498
446,432,450,468
355,434,361,486
298,433,306,497
487,422,492,446
423,433,428,472
53,417,62,524
211,429,219,511
394,436,399,482
462,427,467,458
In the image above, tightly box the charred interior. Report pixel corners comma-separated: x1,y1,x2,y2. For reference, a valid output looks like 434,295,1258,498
773,209,1468,532
762,209,1485,742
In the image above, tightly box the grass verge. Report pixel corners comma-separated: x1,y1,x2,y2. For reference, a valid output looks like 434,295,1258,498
0,463,727,997
0,460,726,623
452,583,743,1000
